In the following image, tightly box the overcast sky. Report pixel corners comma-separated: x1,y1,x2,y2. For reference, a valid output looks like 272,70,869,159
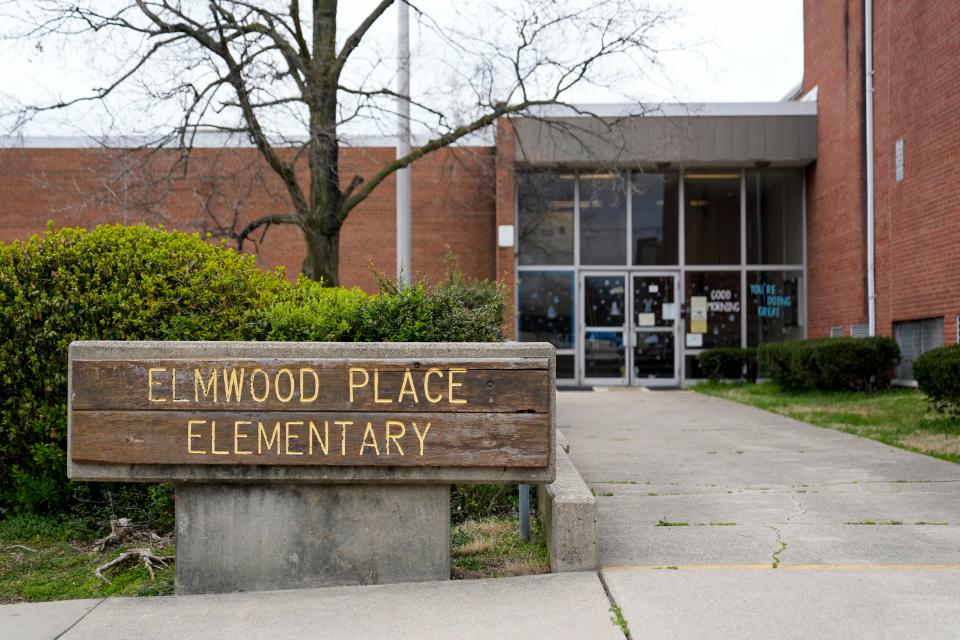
0,0,804,138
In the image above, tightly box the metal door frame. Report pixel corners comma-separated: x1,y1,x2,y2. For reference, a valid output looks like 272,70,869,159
628,271,680,387
579,271,629,385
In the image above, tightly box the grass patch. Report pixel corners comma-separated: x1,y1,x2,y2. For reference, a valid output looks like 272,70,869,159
696,382,960,464
451,516,549,579
1,515,175,604
655,520,689,527
592,489,615,497
846,520,903,525
609,604,631,637
0,541,174,604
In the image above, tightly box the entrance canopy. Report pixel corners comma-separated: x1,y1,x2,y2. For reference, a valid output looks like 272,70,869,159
511,102,817,168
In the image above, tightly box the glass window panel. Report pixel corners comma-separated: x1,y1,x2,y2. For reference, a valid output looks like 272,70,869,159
556,354,576,380
580,175,627,265
517,174,575,265
684,172,741,265
632,275,675,328
634,332,675,379
746,171,804,265
585,331,625,379
517,271,575,349
746,271,804,347
631,172,679,265
684,271,741,349
584,275,626,327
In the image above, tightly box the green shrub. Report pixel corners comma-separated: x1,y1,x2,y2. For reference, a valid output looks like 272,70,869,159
757,337,900,391
913,345,960,415
698,348,758,382
438,250,505,328
252,274,504,343
0,224,505,526
0,224,287,522
253,280,369,341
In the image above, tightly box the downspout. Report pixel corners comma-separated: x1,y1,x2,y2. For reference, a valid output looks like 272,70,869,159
864,0,877,336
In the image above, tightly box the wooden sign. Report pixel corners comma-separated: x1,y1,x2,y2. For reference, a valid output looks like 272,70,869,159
68,342,555,484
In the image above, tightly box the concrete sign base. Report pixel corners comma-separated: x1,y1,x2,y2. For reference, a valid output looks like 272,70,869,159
175,483,451,594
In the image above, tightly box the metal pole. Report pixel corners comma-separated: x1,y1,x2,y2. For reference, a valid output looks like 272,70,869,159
864,0,876,336
519,483,530,541
396,0,412,285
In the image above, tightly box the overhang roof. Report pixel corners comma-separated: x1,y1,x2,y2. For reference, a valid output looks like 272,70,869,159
511,101,817,167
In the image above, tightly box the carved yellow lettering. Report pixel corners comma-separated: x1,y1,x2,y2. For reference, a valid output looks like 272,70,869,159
285,421,304,455
373,369,392,404
222,368,245,402
412,421,431,456
257,421,281,454
398,369,419,403
423,368,443,403
187,419,206,454
171,368,189,403
385,420,406,456
250,368,269,402
360,421,381,455
335,420,352,455
194,368,217,402
300,368,320,403
234,421,252,454
349,367,369,402
309,420,329,455
210,420,229,455
148,368,167,402
275,368,295,403
448,368,467,404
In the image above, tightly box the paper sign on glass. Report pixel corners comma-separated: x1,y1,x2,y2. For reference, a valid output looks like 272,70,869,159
637,313,655,327
662,303,676,321
648,284,659,293
686,333,703,348
691,296,707,321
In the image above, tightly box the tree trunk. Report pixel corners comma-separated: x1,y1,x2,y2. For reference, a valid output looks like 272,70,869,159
301,226,340,286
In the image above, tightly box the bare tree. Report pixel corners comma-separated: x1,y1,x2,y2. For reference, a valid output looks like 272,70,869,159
3,1,673,285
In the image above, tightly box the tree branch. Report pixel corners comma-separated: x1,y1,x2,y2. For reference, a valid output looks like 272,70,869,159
336,0,394,74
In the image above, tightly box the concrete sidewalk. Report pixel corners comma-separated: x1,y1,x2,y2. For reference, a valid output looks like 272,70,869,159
560,389,960,638
3,572,622,640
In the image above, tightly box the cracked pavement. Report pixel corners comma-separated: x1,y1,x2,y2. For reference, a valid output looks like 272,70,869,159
560,389,960,638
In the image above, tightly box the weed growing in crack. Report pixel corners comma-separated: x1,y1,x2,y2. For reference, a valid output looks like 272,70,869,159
609,604,631,637
656,520,689,527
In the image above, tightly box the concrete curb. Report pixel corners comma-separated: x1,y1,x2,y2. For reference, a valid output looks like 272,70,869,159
538,432,599,572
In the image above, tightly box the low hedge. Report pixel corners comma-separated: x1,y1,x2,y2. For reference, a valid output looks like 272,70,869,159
913,345,960,415
0,224,504,523
757,337,900,391
698,348,758,383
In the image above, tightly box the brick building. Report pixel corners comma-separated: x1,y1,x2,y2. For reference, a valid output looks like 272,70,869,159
802,0,960,378
1,0,955,385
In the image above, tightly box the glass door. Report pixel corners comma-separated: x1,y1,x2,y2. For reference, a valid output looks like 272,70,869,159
630,274,679,386
580,273,627,384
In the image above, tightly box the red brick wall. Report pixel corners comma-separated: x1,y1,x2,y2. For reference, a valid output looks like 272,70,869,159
0,145,497,293
804,0,960,344
870,0,960,345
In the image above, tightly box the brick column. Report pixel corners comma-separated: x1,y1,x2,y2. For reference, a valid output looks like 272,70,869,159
495,118,518,339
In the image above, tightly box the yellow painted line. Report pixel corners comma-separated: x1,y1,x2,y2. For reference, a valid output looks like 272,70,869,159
602,563,960,572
